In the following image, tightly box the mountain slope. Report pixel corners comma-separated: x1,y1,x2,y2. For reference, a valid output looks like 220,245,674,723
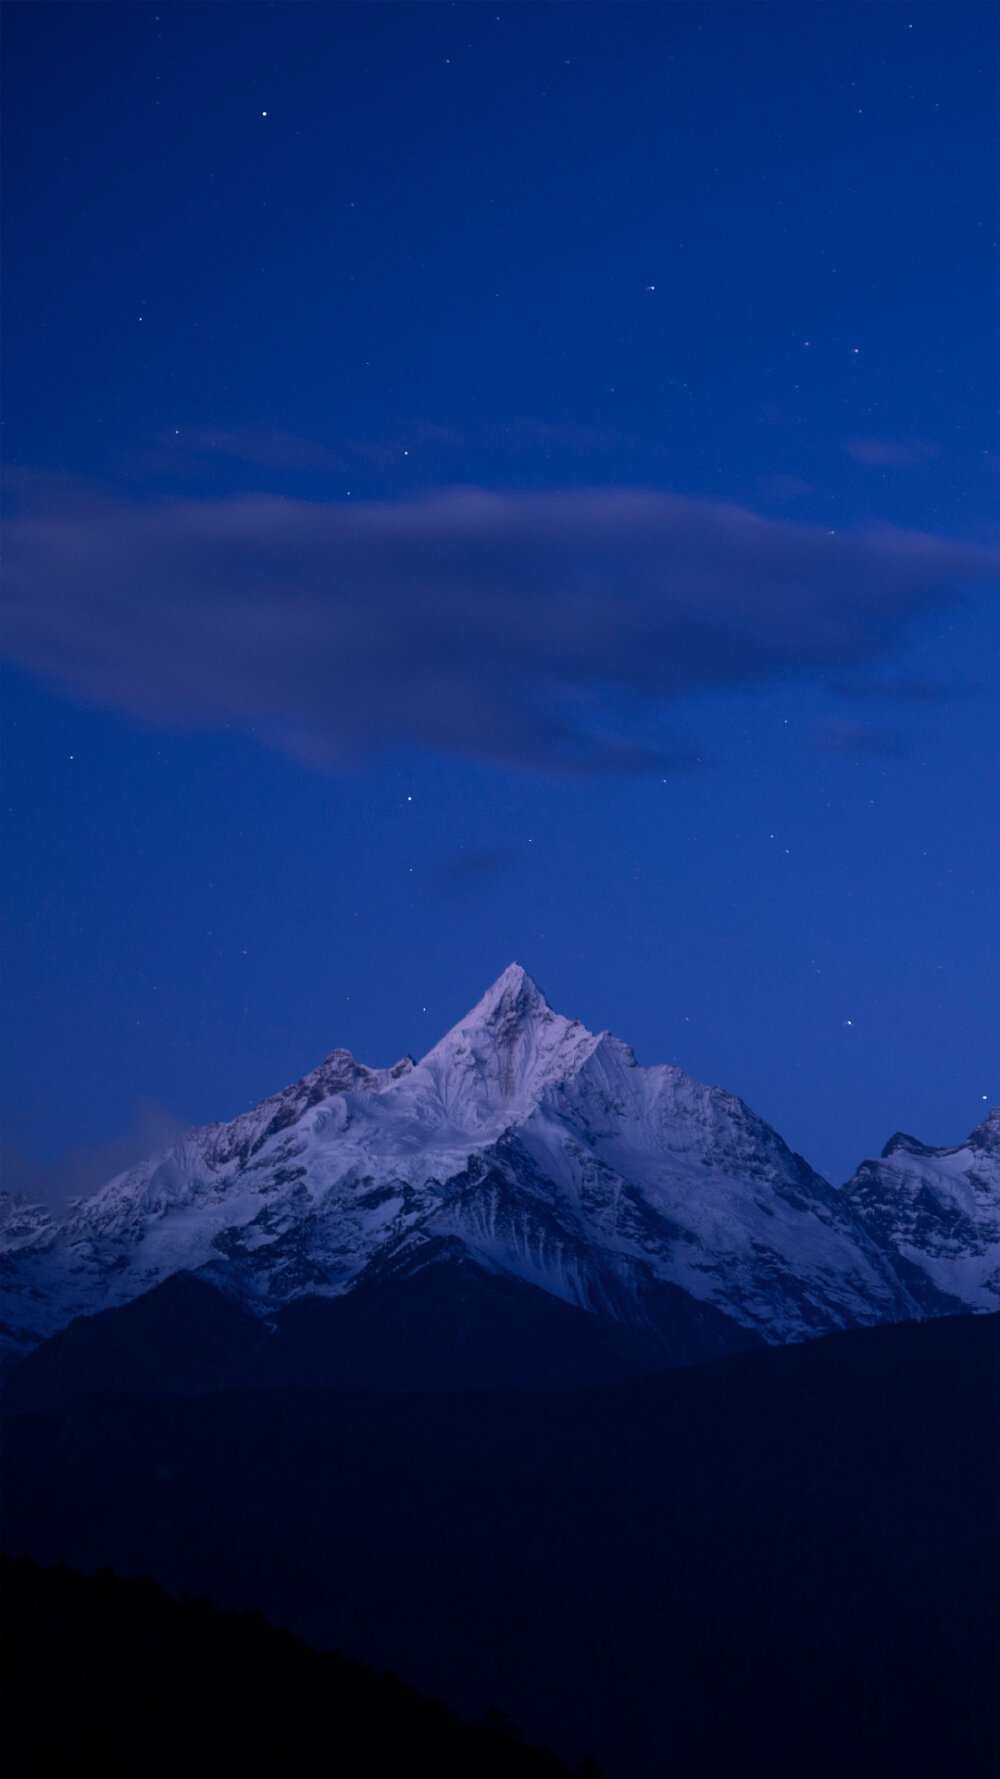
2,967,991,1384
2,1555,579,1779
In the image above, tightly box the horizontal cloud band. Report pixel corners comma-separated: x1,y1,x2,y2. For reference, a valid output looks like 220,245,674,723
4,484,997,771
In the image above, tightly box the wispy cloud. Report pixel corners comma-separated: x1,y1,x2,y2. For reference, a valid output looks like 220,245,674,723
4,481,996,774
439,846,523,886
828,674,969,706
133,425,347,477
496,419,633,455
756,473,815,504
179,425,346,471
816,721,913,759
842,437,938,468
1,1103,191,1209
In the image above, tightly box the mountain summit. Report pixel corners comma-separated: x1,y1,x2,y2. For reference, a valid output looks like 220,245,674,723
2,969,997,1391
398,962,601,1135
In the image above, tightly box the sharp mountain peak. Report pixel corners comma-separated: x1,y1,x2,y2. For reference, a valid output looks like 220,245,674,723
1,969,997,1380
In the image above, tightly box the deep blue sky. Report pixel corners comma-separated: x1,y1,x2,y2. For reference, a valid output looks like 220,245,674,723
3,1,997,1195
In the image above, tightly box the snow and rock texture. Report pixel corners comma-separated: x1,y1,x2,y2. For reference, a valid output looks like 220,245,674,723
1,966,994,1381
842,1109,1000,1316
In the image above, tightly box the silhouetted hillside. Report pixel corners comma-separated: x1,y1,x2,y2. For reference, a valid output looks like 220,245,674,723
1,1554,586,1779
4,1314,998,1777
3,1258,740,1412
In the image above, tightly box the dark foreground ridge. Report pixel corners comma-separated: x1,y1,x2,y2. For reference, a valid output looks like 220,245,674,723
1,1258,758,1413
1,1554,587,1779
4,1313,998,1778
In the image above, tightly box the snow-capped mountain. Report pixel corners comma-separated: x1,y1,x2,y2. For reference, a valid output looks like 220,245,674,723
842,1110,1000,1315
1,967,993,1384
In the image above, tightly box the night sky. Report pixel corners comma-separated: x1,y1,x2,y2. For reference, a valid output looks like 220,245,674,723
3,0,997,1200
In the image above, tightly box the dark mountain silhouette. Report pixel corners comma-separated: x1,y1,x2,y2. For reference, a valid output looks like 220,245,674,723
4,1312,997,1778
2,1255,757,1416
2,1272,265,1413
1,1554,584,1779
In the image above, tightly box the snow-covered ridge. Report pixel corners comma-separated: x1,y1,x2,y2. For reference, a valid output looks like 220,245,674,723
842,1106,1000,1315
2,965,997,1364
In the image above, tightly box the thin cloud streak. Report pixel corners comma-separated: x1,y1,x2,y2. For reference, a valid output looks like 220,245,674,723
1,1103,192,1210
439,846,523,886
842,437,938,468
816,721,913,759
177,426,346,472
4,483,997,774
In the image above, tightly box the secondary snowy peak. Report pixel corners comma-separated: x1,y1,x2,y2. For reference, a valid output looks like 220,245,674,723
969,1106,1000,1155
879,1107,1000,1164
843,1106,1000,1314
